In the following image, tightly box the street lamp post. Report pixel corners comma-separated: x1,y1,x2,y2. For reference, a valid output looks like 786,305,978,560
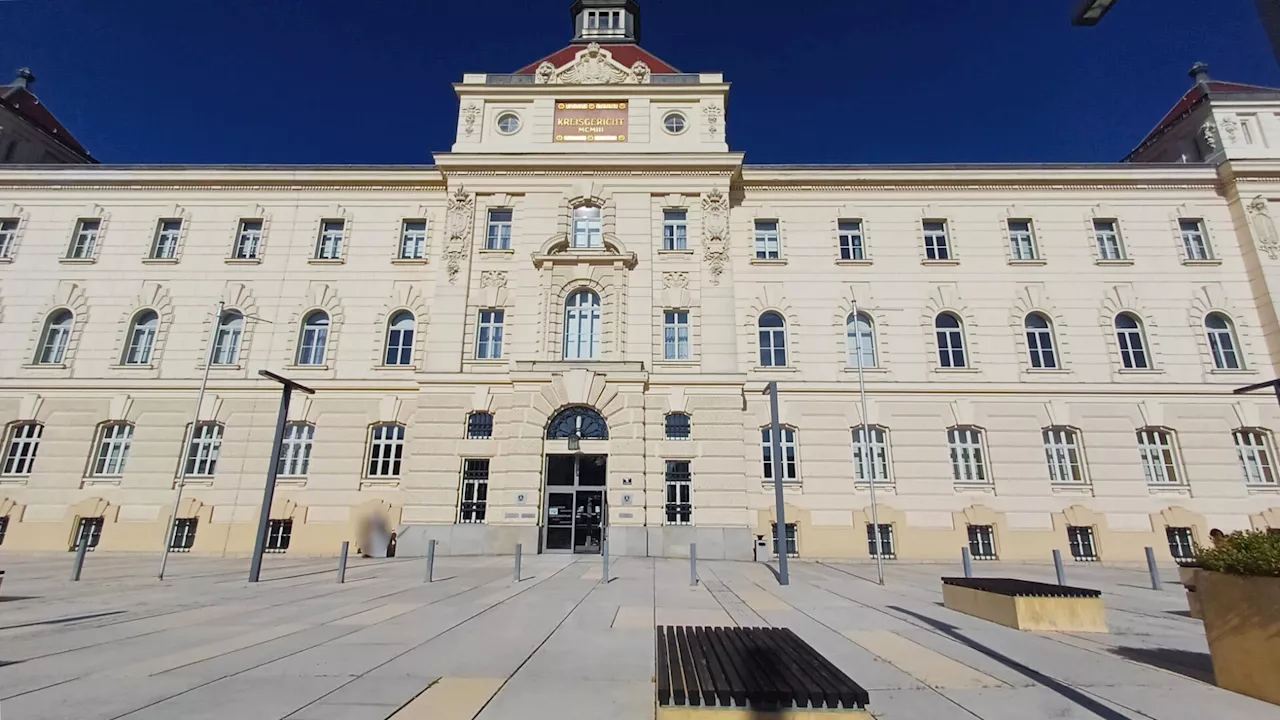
248,370,315,583
852,300,886,586
763,382,790,586
1072,0,1119,26
1233,378,1280,407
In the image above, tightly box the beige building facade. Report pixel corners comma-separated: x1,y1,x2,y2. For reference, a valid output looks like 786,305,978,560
3,2,1280,562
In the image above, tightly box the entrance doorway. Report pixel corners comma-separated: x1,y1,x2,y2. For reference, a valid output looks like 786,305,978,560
543,454,606,554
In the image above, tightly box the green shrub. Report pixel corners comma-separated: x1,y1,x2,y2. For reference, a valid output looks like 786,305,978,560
1194,531,1280,577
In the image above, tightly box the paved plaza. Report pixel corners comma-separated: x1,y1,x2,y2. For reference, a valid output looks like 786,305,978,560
0,551,1276,719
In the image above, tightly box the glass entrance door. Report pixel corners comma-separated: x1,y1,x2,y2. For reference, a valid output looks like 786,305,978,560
542,455,607,554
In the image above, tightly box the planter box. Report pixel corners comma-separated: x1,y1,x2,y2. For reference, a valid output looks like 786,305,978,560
1177,565,1202,619
942,578,1107,633
1198,571,1280,706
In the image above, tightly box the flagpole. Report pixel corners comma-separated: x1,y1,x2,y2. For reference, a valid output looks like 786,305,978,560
853,300,885,586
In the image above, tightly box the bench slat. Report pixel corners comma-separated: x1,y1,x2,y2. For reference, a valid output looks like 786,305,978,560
666,624,686,706
655,626,672,706
707,626,749,706
693,626,732,707
675,626,703,706
780,627,869,709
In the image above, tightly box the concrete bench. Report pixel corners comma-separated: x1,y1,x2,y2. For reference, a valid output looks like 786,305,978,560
656,625,871,719
942,577,1108,633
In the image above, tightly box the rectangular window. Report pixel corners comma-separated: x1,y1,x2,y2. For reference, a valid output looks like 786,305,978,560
761,427,798,482
93,423,134,477
0,515,7,546
948,427,987,484
2,423,42,476
459,459,490,523
922,220,950,260
772,522,799,558
476,310,505,360
867,524,895,559
754,220,780,259
664,413,691,440
663,210,688,250
74,516,104,551
665,460,692,525
1094,219,1124,260
400,219,427,259
265,519,292,552
0,218,17,258
1180,219,1211,260
486,209,513,250
152,219,182,259
1234,429,1277,485
184,423,223,477
316,220,344,259
1043,428,1086,484
68,219,100,259
584,8,624,35
1067,526,1098,561
368,424,405,477
466,413,494,440
967,525,997,560
838,220,864,260
663,310,691,361
235,220,263,259
852,426,890,483
1137,428,1180,485
169,518,197,552
1166,527,1196,563
1008,219,1036,260
278,423,314,477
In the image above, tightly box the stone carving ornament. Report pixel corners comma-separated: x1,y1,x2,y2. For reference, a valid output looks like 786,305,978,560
703,104,725,138
1248,196,1280,260
631,61,651,84
480,270,508,288
1220,116,1240,144
460,104,481,137
535,43,650,85
1201,120,1220,151
662,271,688,289
702,189,730,284
444,187,475,284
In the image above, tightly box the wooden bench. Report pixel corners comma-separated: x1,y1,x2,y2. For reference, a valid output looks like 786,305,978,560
942,577,1107,632
656,625,871,719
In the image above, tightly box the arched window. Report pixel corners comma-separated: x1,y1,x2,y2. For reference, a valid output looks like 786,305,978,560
297,311,330,366
123,310,159,365
1115,312,1149,369
1024,313,1057,369
564,290,601,360
1205,312,1241,370
935,312,967,368
758,312,787,367
37,310,73,365
212,311,245,366
846,312,876,369
546,406,609,440
1043,427,1086,485
571,205,603,248
384,311,415,366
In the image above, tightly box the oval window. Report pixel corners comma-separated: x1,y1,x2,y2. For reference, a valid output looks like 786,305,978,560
496,112,522,135
662,112,687,135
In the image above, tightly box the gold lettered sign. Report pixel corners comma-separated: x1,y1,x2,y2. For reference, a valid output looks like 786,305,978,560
553,101,628,143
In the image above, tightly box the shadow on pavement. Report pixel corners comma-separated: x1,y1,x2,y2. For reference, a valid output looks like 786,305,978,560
0,595,39,603
889,605,1133,720
0,609,125,631
1110,646,1215,684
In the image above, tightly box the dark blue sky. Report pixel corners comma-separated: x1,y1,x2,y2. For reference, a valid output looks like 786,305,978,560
2,0,1276,165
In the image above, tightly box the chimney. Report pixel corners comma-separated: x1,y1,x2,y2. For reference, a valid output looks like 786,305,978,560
1188,62,1211,87
12,68,34,89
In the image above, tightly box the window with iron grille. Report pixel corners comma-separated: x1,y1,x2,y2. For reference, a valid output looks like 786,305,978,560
663,210,688,250
152,219,182,259
74,516,103,551
948,427,987,484
68,218,99,259
467,413,494,439
184,423,223,477
234,219,263,259
0,515,8,546
400,219,427,259
0,218,18,258
665,413,691,440
315,220,345,259
1137,428,1181,485
838,220,864,260
278,423,314,477
772,522,798,557
93,423,134,477
665,460,692,525
1166,527,1196,563
265,519,291,552
922,220,950,260
867,524,895,559
1235,428,1277,485
3,423,42,476
1008,219,1037,260
1067,526,1098,561
367,424,405,477
169,518,198,552
967,525,997,560
459,459,489,523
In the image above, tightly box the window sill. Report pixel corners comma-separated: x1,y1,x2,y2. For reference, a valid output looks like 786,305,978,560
82,478,122,487
142,257,180,265
176,478,214,488
308,258,345,265
1007,259,1046,266
1117,368,1164,375
753,366,798,372
932,367,980,374
202,363,243,371
1148,484,1192,496
225,257,262,265
59,257,97,265
1208,368,1254,375
0,257,12,264
479,248,514,255
1024,368,1071,374
658,248,694,255
954,483,996,495
283,364,330,372
464,359,508,369
835,259,872,266
277,478,308,488
762,481,804,490
21,363,68,370
854,482,896,494
0,477,29,486
841,367,888,374
1051,484,1094,496
110,364,157,371
361,479,401,489
391,257,429,265
1094,259,1134,267
1181,259,1221,267
1247,484,1280,495
655,360,699,368
372,364,418,372
921,259,960,266
751,258,788,266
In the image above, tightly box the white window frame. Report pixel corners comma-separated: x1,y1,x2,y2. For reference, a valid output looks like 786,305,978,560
1137,427,1181,485
123,310,159,365
400,219,427,260
1234,428,1277,485
758,312,787,367
571,206,603,249
185,423,223,477
1094,219,1124,260
922,220,950,260
212,310,245,366
37,310,73,365
384,311,415,367
278,422,314,477
0,218,18,258
754,220,781,259
838,219,865,260
935,313,967,368
1115,313,1150,369
564,290,602,360
2,423,42,476
152,219,182,259
297,312,330,366
1205,313,1242,370
1180,218,1212,260
234,219,263,259
367,424,405,478
476,309,505,360
852,425,890,483
1043,427,1087,485
761,426,799,482
665,459,692,525
664,309,690,361
846,312,876,369
948,426,988,484
315,219,345,260
486,209,513,250
1008,219,1037,260
68,218,99,259
663,210,688,251
584,8,624,35
93,423,134,477
1025,313,1058,369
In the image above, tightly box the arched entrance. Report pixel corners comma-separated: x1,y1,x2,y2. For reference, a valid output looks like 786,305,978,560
543,406,608,554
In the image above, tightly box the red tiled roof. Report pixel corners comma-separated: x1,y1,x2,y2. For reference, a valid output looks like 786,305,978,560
0,85,92,158
1128,80,1280,160
516,44,679,75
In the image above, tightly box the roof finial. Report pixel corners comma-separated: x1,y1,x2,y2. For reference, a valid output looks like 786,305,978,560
13,67,34,88
1188,62,1210,86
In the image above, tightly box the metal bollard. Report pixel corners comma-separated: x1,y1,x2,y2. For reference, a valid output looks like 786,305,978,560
71,532,89,582
962,547,973,579
1053,549,1067,586
602,538,609,584
514,543,522,582
690,542,698,587
337,541,349,584
425,539,436,583
1145,546,1162,591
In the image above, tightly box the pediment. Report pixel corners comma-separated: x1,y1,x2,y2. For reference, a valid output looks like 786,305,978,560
534,233,636,268
535,43,651,85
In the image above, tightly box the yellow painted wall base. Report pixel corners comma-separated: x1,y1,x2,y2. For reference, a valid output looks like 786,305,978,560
1198,572,1280,706
657,707,872,720
942,584,1108,633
